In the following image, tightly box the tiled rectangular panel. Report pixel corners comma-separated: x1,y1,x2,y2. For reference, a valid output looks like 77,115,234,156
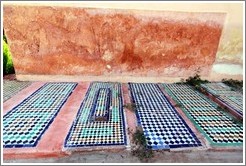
64,82,126,147
128,83,201,150
91,88,111,121
3,83,77,148
163,84,243,146
3,80,32,102
201,83,243,116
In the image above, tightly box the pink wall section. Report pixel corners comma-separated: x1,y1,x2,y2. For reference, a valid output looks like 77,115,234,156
3,6,226,77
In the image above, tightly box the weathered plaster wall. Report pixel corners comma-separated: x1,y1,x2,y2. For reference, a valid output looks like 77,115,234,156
3,3,243,82
40,2,243,67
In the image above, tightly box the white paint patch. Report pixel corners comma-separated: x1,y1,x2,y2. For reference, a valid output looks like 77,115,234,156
102,50,113,62
212,63,243,75
106,65,111,69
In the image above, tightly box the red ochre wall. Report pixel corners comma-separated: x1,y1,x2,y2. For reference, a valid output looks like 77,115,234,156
3,5,226,81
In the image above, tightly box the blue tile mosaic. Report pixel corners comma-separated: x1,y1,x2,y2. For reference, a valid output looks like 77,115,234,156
128,83,201,150
64,82,126,148
3,82,77,148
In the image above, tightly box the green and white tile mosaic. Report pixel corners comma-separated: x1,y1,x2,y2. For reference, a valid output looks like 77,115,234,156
64,82,126,147
163,84,243,146
3,82,77,148
201,82,243,116
3,80,32,102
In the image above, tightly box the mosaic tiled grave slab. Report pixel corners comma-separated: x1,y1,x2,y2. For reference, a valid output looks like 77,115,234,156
201,83,243,116
163,84,243,146
128,83,201,150
3,80,32,102
65,82,126,147
3,83,77,148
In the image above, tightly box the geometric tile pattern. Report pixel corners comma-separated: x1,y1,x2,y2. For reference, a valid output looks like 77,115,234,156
3,83,77,148
64,82,126,148
164,84,243,146
129,83,202,150
201,83,243,116
3,80,32,102
91,88,111,121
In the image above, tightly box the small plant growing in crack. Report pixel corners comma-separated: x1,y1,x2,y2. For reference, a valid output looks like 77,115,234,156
175,69,210,92
173,103,184,108
123,103,142,112
176,71,210,94
130,126,154,162
222,78,243,92
216,106,224,112
185,73,210,87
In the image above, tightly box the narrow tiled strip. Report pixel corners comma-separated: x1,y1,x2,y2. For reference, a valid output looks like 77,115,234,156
128,83,201,150
3,83,77,148
64,82,126,147
91,88,111,121
201,83,243,116
3,80,32,102
163,84,243,146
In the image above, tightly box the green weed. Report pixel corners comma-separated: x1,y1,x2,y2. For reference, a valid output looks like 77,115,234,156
123,103,142,112
222,78,243,92
131,127,154,162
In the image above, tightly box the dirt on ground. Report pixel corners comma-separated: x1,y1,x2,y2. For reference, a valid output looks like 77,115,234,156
4,148,243,163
